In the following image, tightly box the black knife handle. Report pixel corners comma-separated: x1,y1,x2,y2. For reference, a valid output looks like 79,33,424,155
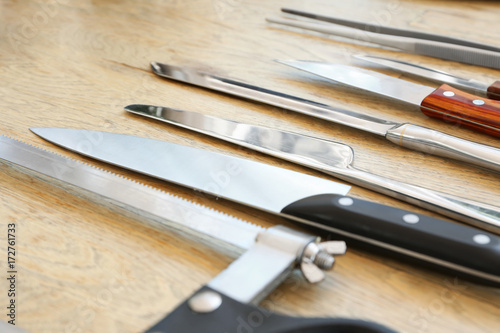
145,286,396,333
281,194,500,283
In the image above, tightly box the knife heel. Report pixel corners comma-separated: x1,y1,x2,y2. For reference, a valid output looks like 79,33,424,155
281,194,500,283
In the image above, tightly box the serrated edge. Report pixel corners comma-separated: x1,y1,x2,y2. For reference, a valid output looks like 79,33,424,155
0,135,264,248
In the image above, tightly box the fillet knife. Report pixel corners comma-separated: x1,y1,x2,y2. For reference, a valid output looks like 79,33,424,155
354,55,500,101
150,62,500,173
29,128,500,283
0,136,393,333
266,8,500,69
124,104,500,234
278,60,500,138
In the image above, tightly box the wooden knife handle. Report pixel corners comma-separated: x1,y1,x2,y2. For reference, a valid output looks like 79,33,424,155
420,84,500,137
487,80,500,100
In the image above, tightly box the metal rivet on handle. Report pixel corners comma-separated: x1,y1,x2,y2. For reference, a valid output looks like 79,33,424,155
188,290,223,313
473,99,485,105
338,197,354,206
473,234,491,245
402,214,420,224
443,91,455,97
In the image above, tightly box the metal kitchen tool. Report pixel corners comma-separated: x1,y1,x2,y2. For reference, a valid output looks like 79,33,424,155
354,55,500,100
151,61,500,173
267,8,500,69
29,128,500,283
278,60,500,138
0,135,393,333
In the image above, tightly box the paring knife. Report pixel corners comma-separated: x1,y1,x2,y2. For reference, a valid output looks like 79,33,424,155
0,136,393,333
278,60,500,138
267,8,500,69
354,55,500,101
30,128,500,284
150,62,500,173
125,104,500,234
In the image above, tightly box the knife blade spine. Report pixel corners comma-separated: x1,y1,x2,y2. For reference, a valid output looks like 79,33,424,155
0,136,263,251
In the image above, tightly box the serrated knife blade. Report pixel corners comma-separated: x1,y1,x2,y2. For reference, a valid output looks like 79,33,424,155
29,128,500,283
0,135,262,250
1,136,397,332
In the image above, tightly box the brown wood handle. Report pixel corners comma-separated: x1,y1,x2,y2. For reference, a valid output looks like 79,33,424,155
487,80,500,100
420,84,500,137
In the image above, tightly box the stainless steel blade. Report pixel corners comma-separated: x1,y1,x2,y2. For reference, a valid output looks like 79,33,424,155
29,128,351,215
354,55,490,94
124,104,500,233
150,61,399,136
0,136,263,250
150,62,500,174
277,60,435,106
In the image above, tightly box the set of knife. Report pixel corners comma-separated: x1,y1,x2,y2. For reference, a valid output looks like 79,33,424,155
1,6,500,333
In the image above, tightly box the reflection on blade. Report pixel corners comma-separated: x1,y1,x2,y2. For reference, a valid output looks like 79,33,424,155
277,60,435,105
0,136,262,250
28,128,351,214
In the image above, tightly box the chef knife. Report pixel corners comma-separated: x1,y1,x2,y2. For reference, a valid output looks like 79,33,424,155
124,104,500,233
354,55,500,100
29,128,500,283
0,136,392,332
277,60,500,138
150,62,500,173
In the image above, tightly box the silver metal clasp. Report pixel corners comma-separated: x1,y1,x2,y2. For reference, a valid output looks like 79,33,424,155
207,225,346,305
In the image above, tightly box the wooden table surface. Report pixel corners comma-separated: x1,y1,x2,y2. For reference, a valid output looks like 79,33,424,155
1,1,500,332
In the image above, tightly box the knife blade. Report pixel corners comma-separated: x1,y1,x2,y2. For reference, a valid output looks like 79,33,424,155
278,60,500,138
29,128,500,284
354,55,500,101
124,104,500,233
150,61,500,173
0,136,394,332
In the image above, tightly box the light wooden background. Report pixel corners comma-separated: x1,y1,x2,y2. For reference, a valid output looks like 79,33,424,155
1,0,500,332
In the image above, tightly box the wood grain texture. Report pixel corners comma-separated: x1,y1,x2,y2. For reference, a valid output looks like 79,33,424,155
0,1,500,332
487,80,500,100
421,84,500,137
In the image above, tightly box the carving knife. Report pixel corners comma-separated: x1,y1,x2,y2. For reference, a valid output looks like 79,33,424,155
0,136,393,332
354,55,500,101
150,62,500,173
124,104,500,234
277,60,500,138
29,128,500,283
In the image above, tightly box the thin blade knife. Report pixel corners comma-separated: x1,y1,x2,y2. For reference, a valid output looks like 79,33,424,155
150,62,500,173
354,55,500,100
0,136,393,333
124,104,500,233
29,128,500,284
278,60,500,138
